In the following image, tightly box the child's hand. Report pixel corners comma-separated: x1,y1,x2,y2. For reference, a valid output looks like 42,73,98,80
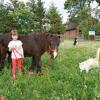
12,45,17,48
9,48,12,51
18,46,22,50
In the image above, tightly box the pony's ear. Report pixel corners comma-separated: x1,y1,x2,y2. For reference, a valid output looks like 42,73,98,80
45,33,51,41
45,33,49,37
49,34,54,37
9,32,12,35
46,33,53,39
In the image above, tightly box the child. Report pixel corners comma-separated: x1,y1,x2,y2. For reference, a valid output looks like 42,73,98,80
8,30,24,80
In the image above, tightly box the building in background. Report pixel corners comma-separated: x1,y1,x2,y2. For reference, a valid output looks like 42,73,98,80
64,20,80,39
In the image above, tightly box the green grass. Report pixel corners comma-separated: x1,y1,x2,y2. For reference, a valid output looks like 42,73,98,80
0,40,100,100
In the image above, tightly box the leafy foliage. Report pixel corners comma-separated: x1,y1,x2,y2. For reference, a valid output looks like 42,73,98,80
27,0,45,32
0,0,64,34
47,3,65,34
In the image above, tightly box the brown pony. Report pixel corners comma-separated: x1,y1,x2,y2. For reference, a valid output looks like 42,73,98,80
0,32,60,73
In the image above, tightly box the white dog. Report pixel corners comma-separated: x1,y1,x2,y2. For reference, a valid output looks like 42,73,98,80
79,48,100,73
79,58,99,73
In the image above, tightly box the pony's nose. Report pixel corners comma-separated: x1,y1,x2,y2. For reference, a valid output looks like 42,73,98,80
53,51,58,58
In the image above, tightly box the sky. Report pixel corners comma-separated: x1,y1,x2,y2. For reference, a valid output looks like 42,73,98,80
4,0,99,23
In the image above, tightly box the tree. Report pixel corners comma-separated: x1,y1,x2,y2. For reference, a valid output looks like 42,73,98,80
47,3,65,34
0,0,64,34
35,0,45,32
26,0,36,32
64,0,100,12
0,0,13,32
0,0,33,34
27,0,45,32
9,0,33,34
64,0,100,21
96,0,100,5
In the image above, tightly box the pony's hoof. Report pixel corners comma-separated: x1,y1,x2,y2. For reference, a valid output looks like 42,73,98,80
37,72,43,76
0,71,3,75
28,71,37,76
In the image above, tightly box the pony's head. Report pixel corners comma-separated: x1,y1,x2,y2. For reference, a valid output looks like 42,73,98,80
46,34,60,59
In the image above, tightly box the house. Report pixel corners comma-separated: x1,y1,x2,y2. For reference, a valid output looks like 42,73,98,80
64,20,80,39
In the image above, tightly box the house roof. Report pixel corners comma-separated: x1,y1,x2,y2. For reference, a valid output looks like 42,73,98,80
64,21,77,31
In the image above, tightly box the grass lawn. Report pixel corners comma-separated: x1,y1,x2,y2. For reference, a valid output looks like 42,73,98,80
0,40,100,100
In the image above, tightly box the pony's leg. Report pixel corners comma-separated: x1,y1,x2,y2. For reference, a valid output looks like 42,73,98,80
34,56,41,73
0,47,1,71
30,57,36,71
0,47,7,72
7,52,12,69
29,56,42,75
0,61,3,72
0,54,6,72
0,55,1,71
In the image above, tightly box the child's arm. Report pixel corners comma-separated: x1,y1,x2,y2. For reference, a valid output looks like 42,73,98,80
8,41,13,51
